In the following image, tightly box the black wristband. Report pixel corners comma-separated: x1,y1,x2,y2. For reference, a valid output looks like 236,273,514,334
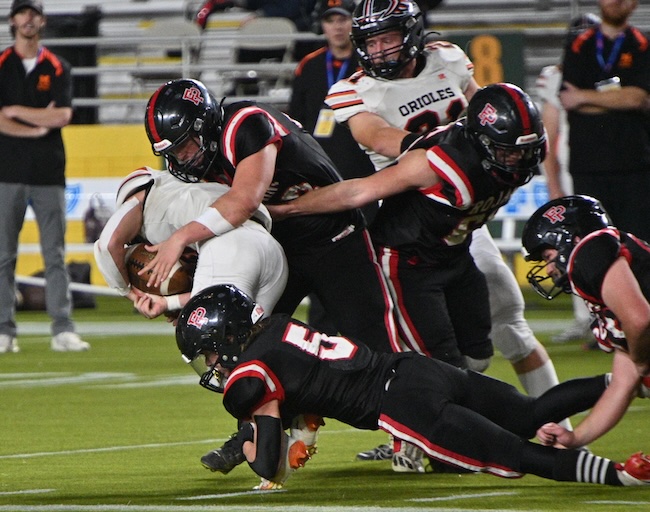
400,132,420,153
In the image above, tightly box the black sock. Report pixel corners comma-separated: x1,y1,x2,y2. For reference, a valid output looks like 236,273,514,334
521,443,621,485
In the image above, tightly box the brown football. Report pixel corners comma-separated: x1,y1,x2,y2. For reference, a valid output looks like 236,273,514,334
125,243,193,296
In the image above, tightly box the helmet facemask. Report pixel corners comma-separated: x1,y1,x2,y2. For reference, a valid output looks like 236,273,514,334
353,20,421,79
351,0,424,80
475,132,546,187
185,356,227,393
522,195,613,300
154,118,219,183
524,231,574,300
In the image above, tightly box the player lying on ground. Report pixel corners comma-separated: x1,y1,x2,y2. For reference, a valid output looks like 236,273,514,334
174,284,650,488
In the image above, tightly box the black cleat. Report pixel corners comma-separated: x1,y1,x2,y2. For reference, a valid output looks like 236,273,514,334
201,432,247,474
356,443,393,461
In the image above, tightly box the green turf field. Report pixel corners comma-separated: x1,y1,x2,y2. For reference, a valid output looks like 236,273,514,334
1,294,649,512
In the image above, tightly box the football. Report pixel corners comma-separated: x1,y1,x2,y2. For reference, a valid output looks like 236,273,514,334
125,243,193,296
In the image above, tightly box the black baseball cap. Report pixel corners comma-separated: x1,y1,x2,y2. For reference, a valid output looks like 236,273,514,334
10,0,44,17
320,0,355,19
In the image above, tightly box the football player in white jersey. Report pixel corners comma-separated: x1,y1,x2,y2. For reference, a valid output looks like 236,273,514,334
325,0,566,469
94,167,288,319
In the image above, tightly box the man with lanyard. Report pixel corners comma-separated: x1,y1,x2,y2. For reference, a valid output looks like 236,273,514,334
560,0,650,241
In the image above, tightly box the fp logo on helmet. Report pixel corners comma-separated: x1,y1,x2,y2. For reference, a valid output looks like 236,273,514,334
183,87,204,106
187,307,208,328
543,205,567,224
478,103,497,126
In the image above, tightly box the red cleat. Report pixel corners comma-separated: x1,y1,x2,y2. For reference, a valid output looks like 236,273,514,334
619,452,650,485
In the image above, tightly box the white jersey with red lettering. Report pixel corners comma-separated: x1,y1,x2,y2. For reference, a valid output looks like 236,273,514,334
326,41,473,171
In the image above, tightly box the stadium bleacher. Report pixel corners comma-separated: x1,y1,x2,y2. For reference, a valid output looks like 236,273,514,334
0,0,648,123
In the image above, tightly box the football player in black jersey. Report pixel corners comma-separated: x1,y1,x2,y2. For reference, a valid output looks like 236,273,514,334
142,78,397,352
141,78,398,476
271,83,545,370
522,195,650,450
175,283,650,487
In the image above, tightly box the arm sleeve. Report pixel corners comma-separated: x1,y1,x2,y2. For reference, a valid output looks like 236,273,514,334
248,415,283,480
93,197,140,295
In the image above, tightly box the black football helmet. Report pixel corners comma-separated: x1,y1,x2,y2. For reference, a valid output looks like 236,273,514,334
175,284,265,393
466,83,546,187
144,79,223,183
351,0,425,79
522,195,612,300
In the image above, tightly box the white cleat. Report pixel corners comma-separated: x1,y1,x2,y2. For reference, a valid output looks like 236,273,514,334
392,442,426,473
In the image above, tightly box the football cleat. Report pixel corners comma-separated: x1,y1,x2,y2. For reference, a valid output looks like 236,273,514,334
618,452,650,485
392,442,426,473
356,443,393,461
200,432,246,474
254,478,283,491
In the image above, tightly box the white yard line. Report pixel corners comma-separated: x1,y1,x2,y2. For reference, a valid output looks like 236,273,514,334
409,491,518,502
0,506,537,512
0,429,357,460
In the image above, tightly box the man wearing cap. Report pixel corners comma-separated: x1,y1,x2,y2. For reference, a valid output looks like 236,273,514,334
0,0,90,353
288,0,378,335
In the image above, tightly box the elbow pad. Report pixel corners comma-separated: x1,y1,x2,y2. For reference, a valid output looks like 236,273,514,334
248,415,283,480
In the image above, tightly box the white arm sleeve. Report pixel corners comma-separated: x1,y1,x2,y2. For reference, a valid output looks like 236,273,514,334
94,197,140,295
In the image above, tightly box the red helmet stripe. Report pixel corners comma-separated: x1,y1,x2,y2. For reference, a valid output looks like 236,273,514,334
502,84,532,135
146,87,163,142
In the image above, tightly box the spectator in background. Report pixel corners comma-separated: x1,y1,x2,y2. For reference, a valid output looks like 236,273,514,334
194,0,318,32
560,0,650,242
0,0,89,354
535,13,601,345
288,0,377,334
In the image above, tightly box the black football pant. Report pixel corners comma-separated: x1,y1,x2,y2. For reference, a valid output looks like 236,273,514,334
272,229,397,353
380,356,609,479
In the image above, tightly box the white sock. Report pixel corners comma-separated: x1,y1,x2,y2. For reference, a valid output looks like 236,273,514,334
519,359,573,430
